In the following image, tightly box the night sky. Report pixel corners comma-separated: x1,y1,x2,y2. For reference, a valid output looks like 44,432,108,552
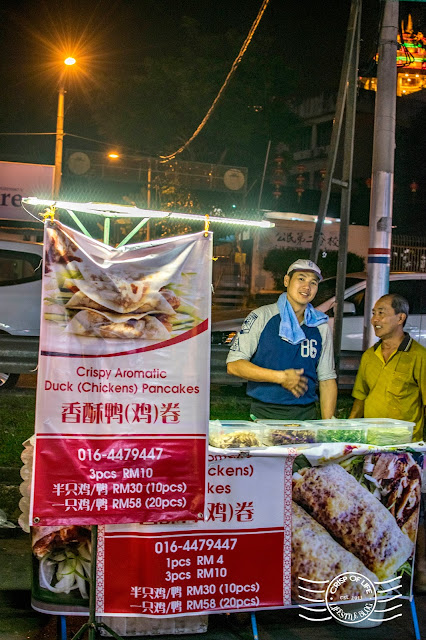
0,0,387,133
0,0,422,137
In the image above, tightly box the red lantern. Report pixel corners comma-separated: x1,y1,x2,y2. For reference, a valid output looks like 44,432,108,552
365,178,372,189
272,155,285,199
410,181,419,193
295,165,305,200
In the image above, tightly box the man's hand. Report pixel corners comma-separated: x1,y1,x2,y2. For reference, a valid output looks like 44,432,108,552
280,368,308,398
227,360,308,397
349,398,365,418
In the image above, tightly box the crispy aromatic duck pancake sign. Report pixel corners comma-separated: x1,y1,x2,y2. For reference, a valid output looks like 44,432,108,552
29,446,424,616
93,449,424,618
30,220,212,526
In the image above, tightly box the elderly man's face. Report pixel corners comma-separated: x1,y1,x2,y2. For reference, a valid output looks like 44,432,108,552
371,297,405,340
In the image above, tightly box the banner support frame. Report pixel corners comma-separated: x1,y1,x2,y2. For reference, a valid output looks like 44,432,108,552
69,525,125,640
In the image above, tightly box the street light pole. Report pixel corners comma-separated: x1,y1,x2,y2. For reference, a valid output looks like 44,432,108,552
53,84,65,199
53,57,76,199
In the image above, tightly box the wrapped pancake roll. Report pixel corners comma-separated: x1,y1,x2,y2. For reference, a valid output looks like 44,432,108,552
68,259,173,314
65,289,176,316
66,309,170,340
293,464,414,580
291,502,378,602
32,525,91,559
32,526,91,599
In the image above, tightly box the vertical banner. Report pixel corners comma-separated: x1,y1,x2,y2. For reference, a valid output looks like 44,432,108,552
96,454,294,616
31,221,212,525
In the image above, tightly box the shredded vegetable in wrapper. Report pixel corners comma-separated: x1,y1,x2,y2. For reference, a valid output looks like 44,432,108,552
39,540,91,599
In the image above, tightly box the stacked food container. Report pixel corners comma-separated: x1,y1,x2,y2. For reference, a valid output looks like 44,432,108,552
208,419,414,448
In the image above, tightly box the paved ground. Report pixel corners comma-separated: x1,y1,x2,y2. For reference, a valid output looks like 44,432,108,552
1,529,425,640
16,374,37,390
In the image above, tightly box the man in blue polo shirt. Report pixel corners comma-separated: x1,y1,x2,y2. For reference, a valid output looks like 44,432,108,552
226,259,337,420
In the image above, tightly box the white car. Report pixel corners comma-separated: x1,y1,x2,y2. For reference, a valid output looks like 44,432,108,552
315,272,426,350
0,238,43,388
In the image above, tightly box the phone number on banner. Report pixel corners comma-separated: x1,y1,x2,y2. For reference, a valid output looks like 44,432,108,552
31,436,206,525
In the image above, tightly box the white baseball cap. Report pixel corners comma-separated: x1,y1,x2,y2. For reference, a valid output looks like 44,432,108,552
286,259,322,280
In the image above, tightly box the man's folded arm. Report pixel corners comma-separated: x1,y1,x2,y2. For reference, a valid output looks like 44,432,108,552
227,359,284,384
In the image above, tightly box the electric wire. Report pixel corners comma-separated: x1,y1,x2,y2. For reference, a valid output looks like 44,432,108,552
159,0,271,163
0,131,151,156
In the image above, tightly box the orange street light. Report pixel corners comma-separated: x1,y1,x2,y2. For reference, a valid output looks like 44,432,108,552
108,152,120,159
53,57,77,198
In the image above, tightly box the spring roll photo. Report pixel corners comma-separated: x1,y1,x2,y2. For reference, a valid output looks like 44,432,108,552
291,502,378,602
293,464,414,580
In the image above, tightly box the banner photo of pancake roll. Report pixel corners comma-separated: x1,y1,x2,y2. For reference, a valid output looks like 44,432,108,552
292,451,423,601
42,223,203,343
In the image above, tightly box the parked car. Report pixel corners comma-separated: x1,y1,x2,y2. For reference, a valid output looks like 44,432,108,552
0,239,43,388
210,272,426,385
315,272,426,350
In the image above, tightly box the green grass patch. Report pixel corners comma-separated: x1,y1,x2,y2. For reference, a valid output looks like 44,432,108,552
0,389,354,466
0,393,36,466
209,387,353,420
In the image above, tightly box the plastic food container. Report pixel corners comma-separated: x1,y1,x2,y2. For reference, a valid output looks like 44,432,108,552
305,419,367,443
357,418,414,445
208,420,262,449
254,420,317,446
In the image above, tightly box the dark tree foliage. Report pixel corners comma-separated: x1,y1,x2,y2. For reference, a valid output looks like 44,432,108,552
89,19,300,175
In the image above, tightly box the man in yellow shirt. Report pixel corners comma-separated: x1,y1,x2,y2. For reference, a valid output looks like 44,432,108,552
349,293,426,441
350,293,426,593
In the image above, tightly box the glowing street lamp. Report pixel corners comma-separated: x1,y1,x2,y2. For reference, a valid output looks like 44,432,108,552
53,57,76,199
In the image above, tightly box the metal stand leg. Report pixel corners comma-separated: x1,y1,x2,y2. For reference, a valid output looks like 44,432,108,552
57,615,67,640
250,613,259,640
70,526,125,640
410,598,421,640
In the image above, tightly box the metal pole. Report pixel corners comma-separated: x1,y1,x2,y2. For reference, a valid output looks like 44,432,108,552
147,166,152,209
53,85,65,199
333,1,361,374
257,139,271,211
310,0,360,263
146,164,151,241
362,0,398,349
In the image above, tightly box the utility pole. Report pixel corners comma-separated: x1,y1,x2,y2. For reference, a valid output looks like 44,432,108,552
308,0,361,376
333,0,361,373
309,0,361,263
53,58,76,199
363,0,399,349
53,85,65,199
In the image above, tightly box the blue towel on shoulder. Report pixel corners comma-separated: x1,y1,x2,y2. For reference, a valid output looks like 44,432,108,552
277,293,329,345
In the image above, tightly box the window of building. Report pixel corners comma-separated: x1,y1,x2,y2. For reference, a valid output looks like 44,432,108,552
317,120,333,148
